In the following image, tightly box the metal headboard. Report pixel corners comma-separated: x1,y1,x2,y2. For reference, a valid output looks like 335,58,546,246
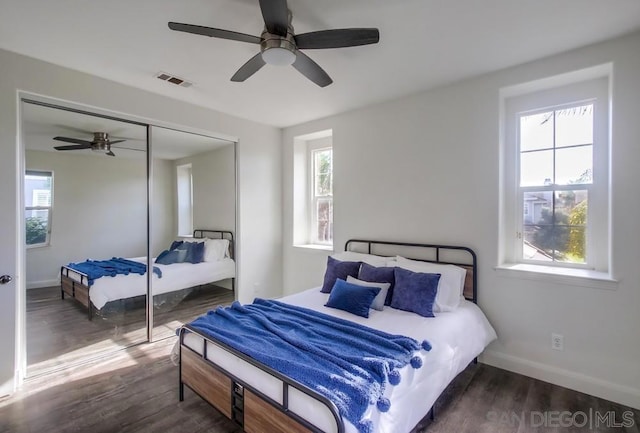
344,239,478,304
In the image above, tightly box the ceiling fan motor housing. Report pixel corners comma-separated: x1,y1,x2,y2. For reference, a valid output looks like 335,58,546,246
260,31,296,65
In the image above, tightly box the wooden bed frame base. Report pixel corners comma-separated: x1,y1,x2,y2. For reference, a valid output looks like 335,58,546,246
179,239,479,433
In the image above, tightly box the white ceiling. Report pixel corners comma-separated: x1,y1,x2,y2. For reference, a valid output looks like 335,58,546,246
2,0,640,128
22,102,233,160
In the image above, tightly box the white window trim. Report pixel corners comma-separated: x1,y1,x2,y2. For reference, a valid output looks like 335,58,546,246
308,143,333,247
25,170,53,249
498,67,614,288
292,130,334,250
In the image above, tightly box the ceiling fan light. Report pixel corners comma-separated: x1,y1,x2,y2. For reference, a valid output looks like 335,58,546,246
262,47,295,66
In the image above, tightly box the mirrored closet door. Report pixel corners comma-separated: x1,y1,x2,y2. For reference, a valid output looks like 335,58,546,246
149,126,237,341
22,101,149,376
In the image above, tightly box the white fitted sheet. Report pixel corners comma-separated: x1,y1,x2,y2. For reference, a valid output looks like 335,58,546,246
182,287,496,433
67,257,235,309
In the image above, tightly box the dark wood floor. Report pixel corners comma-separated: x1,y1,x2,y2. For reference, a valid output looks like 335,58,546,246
2,337,637,433
27,284,235,377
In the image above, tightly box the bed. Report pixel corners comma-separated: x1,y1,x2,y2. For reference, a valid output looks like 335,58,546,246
60,229,235,320
178,239,497,433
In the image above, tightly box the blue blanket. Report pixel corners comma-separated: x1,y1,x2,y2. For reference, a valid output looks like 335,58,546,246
189,299,430,433
66,257,162,286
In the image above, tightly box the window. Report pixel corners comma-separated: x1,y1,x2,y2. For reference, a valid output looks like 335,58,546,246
501,73,610,275
292,130,333,249
176,163,193,236
25,170,53,247
310,146,333,245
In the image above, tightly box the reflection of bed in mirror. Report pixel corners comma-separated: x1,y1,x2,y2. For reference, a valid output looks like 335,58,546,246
60,230,235,320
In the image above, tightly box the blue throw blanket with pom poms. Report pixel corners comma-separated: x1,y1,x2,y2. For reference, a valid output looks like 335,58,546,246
188,298,431,433
67,257,162,286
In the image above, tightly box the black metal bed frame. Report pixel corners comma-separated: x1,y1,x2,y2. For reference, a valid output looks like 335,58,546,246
178,238,479,433
60,229,235,320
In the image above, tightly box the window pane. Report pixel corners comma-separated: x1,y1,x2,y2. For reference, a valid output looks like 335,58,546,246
556,104,593,148
26,210,49,245
520,150,553,187
555,145,592,185
522,190,587,264
314,149,333,197
523,191,552,225
316,198,333,243
315,173,332,196
520,111,553,152
25,173,52,207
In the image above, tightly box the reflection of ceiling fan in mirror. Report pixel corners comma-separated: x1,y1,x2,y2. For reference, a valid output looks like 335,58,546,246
53,132,144,157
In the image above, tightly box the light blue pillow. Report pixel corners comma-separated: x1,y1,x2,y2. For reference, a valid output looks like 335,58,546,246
325,279,381,318
155,249,180,265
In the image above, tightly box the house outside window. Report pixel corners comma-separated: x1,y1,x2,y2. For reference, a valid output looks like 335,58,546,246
501,73,610,273
25,170,53,247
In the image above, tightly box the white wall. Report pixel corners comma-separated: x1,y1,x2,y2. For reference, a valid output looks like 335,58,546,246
282,31,640,409
151,158,176,257
0,47,282,394
175,144,236,237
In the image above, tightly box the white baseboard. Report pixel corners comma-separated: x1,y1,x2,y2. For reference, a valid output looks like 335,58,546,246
26,279,59,289
481,350,640,410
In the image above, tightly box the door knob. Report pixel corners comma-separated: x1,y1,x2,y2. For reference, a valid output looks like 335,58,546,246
0,275,12,284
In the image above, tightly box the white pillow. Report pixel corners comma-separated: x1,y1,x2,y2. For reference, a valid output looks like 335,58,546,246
394,256,467,312
331,251,390,267
346,276,390,311
204,238,230,262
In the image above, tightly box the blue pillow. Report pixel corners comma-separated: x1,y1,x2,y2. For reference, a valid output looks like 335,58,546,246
185,241,205,264
358,262,396,306
390,268,440,318
155,249,180,265
325,279,381,318
170,240,184,251
320,256,361,293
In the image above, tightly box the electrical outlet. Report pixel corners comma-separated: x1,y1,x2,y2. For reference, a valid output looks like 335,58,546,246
551,333,564,351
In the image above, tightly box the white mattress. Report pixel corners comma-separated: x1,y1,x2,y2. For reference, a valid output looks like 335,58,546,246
182,287,496,433
67,257,235,309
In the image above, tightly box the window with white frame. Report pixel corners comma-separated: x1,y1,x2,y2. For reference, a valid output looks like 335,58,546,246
25,170,53,247
310,145,333,245
176,163,193,236
502,75,610,273
292,130,334,248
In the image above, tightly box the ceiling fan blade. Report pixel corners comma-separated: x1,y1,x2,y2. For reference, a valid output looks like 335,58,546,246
231,53,266,82
53,136,93,146
259,0,289,36
108,140,126,145
112,145,145,152
292,51,333,87
295,28,380,49
106,150,116,157
54,144,92,151
168,22,261,44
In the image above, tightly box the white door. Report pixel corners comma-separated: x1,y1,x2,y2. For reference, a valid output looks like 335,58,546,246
0,110,18,397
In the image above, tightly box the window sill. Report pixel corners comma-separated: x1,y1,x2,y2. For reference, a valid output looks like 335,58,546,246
293,244,334,252
495,263,618,290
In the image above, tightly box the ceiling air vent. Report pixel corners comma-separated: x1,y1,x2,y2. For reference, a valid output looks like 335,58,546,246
155,72,193,88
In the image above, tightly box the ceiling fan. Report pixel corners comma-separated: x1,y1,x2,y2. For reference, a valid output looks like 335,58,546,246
168,0,380,87
53,132,142,157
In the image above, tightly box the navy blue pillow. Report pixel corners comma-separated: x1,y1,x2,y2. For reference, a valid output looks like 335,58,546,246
325,279,381,318
169,240,184,251
390,268,440,318
358,262,396,306
155,249,180,265
185,241,205,264
320,256,362,293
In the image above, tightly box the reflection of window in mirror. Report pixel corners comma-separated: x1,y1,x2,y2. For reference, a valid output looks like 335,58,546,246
176,163,193,236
